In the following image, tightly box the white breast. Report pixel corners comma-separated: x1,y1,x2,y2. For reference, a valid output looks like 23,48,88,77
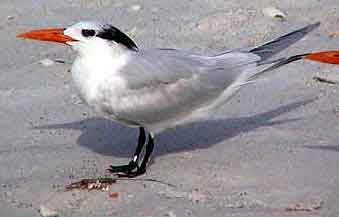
70,39,130,116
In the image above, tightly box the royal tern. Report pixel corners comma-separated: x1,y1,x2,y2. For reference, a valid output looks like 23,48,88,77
17,21,339,177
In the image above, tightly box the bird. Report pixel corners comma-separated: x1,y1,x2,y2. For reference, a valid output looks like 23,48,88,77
17,21,339,177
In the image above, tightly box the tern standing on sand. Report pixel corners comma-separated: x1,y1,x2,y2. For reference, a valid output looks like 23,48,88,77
17,21,339,177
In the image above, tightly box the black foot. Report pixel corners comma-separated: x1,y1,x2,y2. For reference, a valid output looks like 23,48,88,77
107,160,138,174
107,128,154,178
115,167,146,178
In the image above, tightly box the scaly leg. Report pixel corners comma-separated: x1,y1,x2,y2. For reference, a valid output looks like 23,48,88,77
107,127,146,174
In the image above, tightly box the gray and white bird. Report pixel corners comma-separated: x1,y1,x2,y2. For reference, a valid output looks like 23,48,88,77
17,21,338,177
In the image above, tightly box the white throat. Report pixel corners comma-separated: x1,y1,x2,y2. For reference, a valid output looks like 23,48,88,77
70,38,131,107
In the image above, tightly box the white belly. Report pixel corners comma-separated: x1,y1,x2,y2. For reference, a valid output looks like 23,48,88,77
71,54,137,125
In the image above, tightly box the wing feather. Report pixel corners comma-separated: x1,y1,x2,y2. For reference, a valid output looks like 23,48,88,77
114,49,259,127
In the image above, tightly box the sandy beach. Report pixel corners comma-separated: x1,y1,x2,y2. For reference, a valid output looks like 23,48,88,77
1,0,339,216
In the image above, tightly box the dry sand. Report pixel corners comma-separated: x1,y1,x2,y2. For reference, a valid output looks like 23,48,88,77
1,0,339,216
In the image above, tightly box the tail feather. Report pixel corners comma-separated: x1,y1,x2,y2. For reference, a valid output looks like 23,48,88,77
248,50,339,81
250,22,320,62
249,54,308,81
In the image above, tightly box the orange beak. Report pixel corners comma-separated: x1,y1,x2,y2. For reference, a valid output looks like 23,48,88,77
305,51,339,64
17,28,76,44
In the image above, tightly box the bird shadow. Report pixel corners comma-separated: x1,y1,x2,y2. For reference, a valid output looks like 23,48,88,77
34,99,315,158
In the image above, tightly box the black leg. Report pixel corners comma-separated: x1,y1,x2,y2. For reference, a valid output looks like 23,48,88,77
116,133,155,178
139,134,154,172
107,127,146,173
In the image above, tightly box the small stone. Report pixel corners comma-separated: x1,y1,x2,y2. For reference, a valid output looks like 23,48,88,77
166,211,176,217
262,7,286,21
39,205,58,217
39,58,55,67
130,4,141,11
7,16,15,21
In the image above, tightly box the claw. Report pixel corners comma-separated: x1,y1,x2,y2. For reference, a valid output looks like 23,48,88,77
107,161,139,174
116,168,146,178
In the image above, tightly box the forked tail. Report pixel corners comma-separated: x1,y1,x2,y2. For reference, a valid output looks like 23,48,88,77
247,22,339,80
249,51,339,81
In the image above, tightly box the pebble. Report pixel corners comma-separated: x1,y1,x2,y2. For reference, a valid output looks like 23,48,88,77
39,58,55,67
39,205,58,217
130,5,141,11
262,7,286,21
166,211,176,217
7,15,15,21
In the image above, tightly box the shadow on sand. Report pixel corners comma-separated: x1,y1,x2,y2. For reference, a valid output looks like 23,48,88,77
35,99,315,158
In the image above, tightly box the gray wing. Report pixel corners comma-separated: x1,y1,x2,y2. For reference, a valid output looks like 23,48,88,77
122,49,259,89
113,49,259,128
110,23,319,130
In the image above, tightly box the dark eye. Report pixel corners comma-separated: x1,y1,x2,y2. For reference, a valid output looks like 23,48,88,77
81,29,96,37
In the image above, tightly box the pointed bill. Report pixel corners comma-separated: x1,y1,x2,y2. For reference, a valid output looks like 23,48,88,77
17,28,75,44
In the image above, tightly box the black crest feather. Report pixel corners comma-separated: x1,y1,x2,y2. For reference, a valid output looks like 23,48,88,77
97,25,138,51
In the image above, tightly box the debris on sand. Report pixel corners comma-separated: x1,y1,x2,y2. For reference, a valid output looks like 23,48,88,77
108,192,119,199
328,32,339,38
65,177,116,191
313,72,339,85
285,200,324,212
313,76,337,84
39,205,58,217
262,7,286,21
67,176,174,192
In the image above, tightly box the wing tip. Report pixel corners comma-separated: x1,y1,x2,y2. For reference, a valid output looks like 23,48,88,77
250,21,321,61
304,21,321,32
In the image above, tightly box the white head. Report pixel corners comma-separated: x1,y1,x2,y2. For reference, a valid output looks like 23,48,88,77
64,21,138,53
17,21,139,55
